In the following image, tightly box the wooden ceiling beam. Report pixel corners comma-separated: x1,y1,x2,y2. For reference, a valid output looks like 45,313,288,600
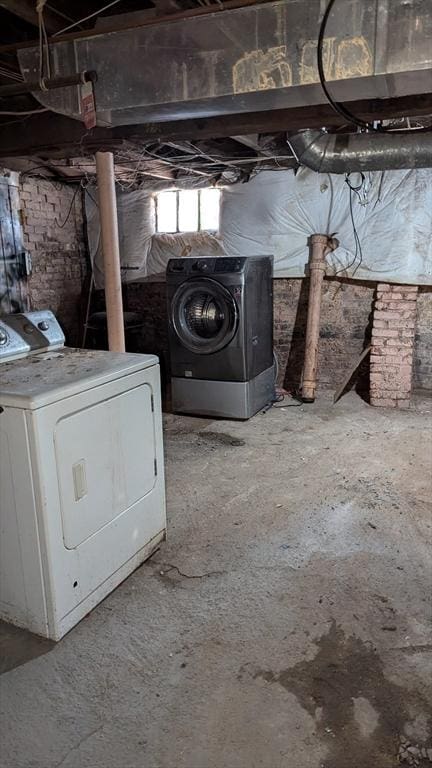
0,1,64,34
0,93,431,160
151,0,186,15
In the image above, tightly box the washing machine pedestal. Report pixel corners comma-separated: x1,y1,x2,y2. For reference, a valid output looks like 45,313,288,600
171,365,275,419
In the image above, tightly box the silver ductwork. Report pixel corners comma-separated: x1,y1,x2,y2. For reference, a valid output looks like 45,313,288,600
288,129,432,173
16,0,432,127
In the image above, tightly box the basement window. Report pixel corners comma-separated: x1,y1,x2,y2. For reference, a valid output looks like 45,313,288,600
155,189,220,233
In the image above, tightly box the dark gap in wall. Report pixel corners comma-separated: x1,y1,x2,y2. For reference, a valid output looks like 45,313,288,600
281,277,308,394
415,287,432,391
354,289,374,403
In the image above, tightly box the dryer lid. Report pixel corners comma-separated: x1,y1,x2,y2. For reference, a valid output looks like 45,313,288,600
0,348,158,409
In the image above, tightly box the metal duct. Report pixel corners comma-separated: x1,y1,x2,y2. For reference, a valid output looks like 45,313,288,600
15,0,432,127
288,129,432,173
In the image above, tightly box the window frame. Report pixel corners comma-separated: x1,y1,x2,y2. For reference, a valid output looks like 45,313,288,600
155,188,220,234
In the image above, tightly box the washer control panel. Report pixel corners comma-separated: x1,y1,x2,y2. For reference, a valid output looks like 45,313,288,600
214,258,245,273
192,260,210,272
0,310,65,361
167,257,247,275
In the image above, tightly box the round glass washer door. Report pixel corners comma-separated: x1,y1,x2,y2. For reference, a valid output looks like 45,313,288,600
171,277,239,354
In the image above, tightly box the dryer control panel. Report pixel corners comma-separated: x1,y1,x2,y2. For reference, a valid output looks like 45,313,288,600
0,310,65,361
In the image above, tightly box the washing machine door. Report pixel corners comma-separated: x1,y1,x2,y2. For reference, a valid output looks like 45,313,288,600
171,277,239,355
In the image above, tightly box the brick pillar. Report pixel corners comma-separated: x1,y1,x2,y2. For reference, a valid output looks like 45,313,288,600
370,283,418,408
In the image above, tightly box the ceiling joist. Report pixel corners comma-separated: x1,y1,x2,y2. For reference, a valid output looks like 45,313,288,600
0,0,63,34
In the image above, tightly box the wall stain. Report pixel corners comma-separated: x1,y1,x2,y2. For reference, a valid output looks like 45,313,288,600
299,35,372,85
249,622,432,768
335,37,373,80
232,46,292,94
197,431,245,447
299,37,336,84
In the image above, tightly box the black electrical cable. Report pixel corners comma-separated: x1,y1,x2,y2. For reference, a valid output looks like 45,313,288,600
334,173,364,277
20,164,57,177
317,1,432,135
54,184,80,228
345,173,365,277
345,171,365,195
84,187,99,207
317,0,376,132
347,183,363,277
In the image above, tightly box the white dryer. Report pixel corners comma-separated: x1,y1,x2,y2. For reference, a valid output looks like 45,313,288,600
0,311,166,640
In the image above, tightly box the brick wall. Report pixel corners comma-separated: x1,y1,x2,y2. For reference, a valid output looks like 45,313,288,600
123,276,374,394
370,284,418,408
20,178,88,345
106,276,432,394
123,276,432,397
273,278,374,392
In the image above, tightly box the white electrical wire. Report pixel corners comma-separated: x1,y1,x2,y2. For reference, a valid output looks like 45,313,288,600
0,67,24,82
41,15,51,78
52,0,125,37
0,107,49,115
45,3,75,25
0,2,50,118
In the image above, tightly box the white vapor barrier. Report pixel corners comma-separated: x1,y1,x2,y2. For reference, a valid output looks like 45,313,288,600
148,232,225,274
220,168,432,285
85,168,432,286
85,186,155,289
85,186,224,288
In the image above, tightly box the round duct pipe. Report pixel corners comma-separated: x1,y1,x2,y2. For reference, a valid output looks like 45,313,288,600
288,129,432,174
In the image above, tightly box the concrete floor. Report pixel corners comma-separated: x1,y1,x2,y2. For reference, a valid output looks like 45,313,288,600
1,392,431,768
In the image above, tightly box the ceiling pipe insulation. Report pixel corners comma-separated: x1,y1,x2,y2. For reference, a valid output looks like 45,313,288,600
288,129,432,173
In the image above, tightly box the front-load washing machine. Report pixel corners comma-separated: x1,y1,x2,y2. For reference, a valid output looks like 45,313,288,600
167,255,274,419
